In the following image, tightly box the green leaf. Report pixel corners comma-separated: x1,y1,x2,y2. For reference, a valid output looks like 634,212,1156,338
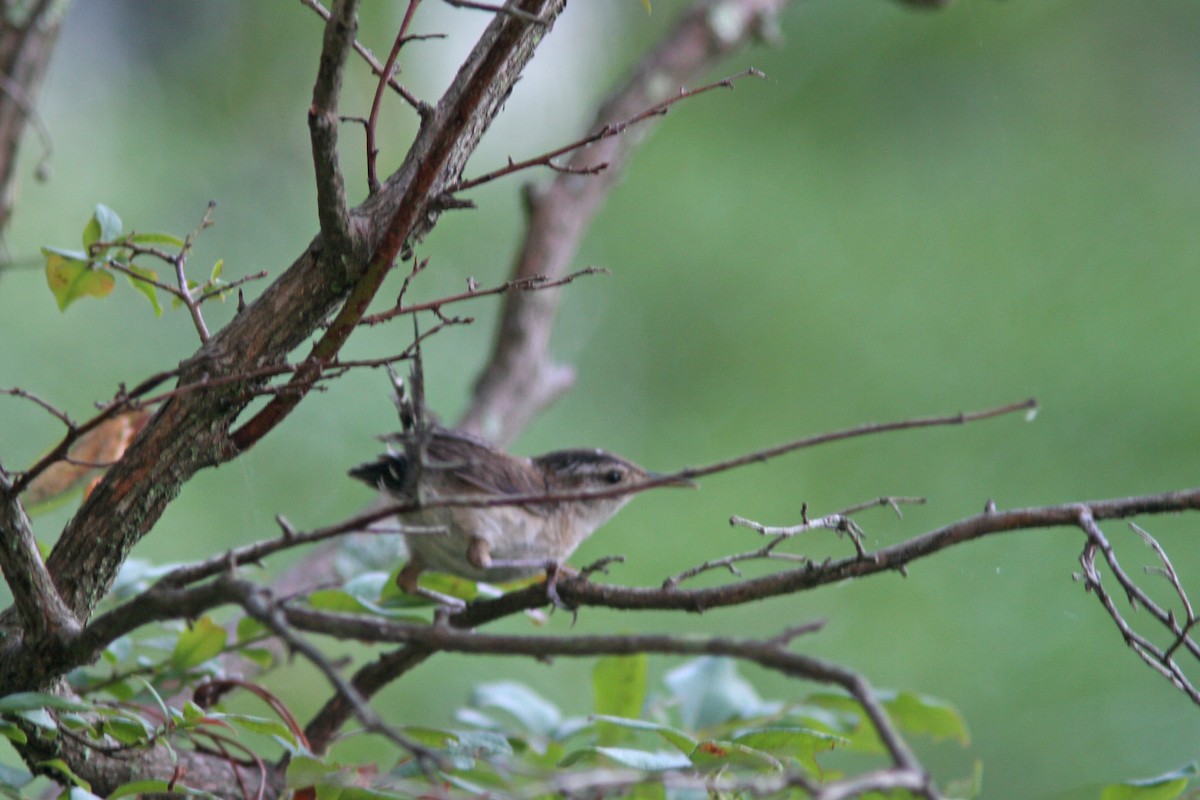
732,727,846,774
130,231,185,247
56,713,94,734
107,780,174,799
134,677,171,726
125,264,163,316
688,739,783,773
81,218,101,252
883,691,969,745
67,788,103,800
0,692,91,714
589,715,697,754
0,721,27,745
285,754,339,789
239,648,277,670
470,682,561,737
308,588,373,613
99,679,137,702
170,616,228,670
236,615,268,643
448,729,513,758
223,713,300,748
210,258,224,281
803,690,968,754
380,566,489,606
663,657,766,731
1101,763,1198,800
92,204,122,242
395,726,460,748
36,759,90,790
101,713,154,746
558,746,691,771
593,655,647,745
82,206,119,255
15,708,56,732
43,249,115,311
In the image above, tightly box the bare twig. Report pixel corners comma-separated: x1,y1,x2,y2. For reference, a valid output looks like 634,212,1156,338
173,202,219,342
299,0,432,116
442,0,548,24
227,0,570,455
454,70,764,193
1,386,76,429
1130,522,1195,627
669,398,1038,486
664,506,878,589
360,266,606,326
459,0,793,445
366,0,421,194
732,512,868,554
1075,510,1200,704
194,270,269,304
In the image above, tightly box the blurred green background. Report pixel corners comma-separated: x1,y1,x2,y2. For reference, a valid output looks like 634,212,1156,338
2,1,1199,796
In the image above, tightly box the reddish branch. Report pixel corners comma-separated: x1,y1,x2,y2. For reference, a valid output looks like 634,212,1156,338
230,0,567,454
300,0,432,116
365,0,421,194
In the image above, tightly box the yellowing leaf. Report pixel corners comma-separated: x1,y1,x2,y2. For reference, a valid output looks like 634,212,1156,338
24,410,151,513
43,250,115,311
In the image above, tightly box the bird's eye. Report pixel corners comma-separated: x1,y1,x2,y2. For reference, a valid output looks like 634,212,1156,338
603,469,624,484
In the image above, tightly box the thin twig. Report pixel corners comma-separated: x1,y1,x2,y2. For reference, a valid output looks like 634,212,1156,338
195,270,268,304
366,0,421,194
454,69,765,193
300,0,434,116
222,576,443,770
442,0,548,24
1,386,76,429
360,266,606,326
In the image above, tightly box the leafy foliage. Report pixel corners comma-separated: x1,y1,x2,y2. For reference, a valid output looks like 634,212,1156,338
3,554,1192,799
41,204,224,315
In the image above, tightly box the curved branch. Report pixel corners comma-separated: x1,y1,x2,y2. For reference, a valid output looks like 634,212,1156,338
459,0,791,445
298,485,1200,754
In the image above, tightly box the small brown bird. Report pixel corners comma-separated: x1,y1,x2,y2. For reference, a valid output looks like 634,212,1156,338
350,426,694,605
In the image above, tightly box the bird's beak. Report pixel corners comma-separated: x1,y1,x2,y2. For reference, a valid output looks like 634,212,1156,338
647,471,699,489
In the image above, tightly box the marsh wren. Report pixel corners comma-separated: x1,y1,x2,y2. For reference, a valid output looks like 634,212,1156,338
350,426,694,606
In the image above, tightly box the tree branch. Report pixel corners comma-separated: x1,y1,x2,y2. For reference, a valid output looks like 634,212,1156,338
32,0,565,626
0,0,66,237
0,474,79,644
459,0,791,445
229,0,566,453
308,0,358,257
